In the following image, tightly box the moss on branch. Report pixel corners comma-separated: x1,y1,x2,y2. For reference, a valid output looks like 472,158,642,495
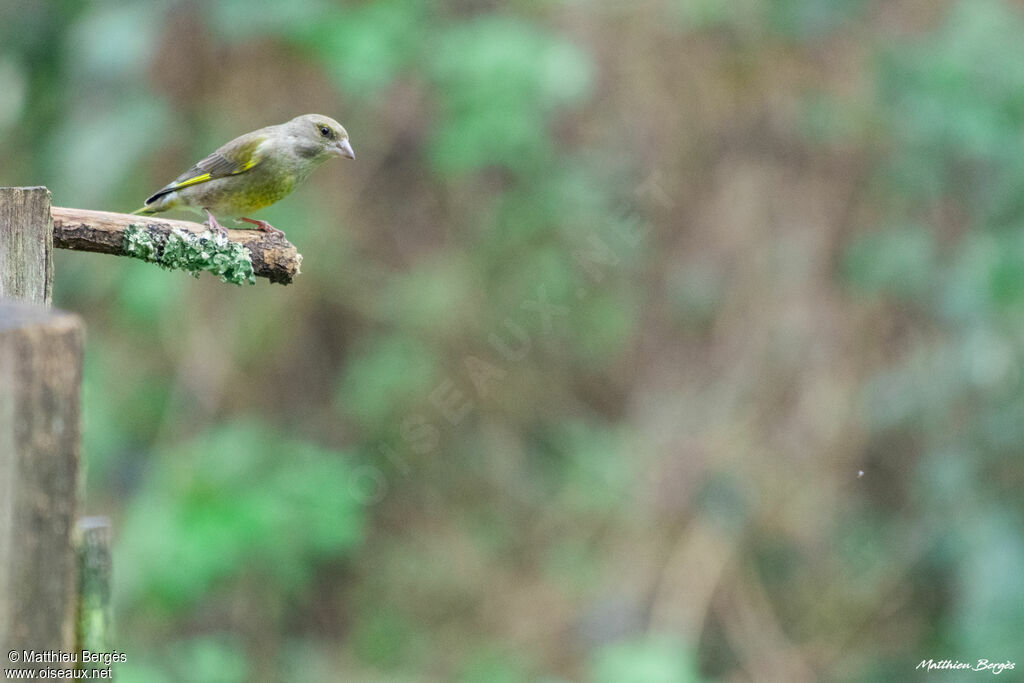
123,225,256,286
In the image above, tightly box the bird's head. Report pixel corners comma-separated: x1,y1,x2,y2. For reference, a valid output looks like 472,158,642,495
285,114,355,162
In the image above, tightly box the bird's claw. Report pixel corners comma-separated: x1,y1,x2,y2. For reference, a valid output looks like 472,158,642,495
203,209,230,238
240,217,286,237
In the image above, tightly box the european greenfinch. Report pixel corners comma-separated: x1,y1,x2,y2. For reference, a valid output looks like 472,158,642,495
133,114,354,237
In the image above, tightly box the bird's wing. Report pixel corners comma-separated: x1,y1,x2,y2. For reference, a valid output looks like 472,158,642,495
144,133,270,205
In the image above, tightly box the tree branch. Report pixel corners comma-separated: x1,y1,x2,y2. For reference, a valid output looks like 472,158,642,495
51,207,302,285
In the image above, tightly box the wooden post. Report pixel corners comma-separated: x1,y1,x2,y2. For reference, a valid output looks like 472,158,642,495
0,186,82,669
76,517,112,657
0,187,53,305
0,300,83,664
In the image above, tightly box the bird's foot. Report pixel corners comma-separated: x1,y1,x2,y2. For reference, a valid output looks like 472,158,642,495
203,209,230,238
240,217,285,237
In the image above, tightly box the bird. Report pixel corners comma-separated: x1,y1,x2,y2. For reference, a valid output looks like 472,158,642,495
133,114,354,237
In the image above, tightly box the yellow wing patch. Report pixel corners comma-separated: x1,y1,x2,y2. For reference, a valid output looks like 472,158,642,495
171,172,212,190
167,158,259,192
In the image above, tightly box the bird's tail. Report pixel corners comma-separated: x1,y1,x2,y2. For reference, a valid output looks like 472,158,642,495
132,206,158,216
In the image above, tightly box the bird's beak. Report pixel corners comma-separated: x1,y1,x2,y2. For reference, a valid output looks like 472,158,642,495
334,139,355,159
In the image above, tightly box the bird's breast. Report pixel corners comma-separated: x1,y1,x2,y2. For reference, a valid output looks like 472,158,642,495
197,166,299,215
237,170,298,210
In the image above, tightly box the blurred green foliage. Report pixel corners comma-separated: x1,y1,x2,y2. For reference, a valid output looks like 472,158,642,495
590,636,700,683
2,0,1024,680
842,0,1024,662
117,424,365,608
426,17,593,175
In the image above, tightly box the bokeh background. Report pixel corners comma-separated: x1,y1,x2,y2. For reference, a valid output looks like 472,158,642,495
3,0,1024,680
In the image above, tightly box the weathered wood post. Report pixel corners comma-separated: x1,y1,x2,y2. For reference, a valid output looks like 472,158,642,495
0,301,83,661
76,517,112,675
0,187,84,669
0,187,53,305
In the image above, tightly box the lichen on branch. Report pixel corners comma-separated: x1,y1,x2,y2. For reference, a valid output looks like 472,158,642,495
123,225,256,286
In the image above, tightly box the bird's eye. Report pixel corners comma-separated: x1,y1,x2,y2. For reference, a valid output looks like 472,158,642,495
319,126,331,138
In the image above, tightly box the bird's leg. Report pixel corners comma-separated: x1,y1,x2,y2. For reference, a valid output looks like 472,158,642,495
202,209,229,238
239,216,285,237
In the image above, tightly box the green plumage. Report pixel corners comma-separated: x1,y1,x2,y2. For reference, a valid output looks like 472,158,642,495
133,114,354,234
